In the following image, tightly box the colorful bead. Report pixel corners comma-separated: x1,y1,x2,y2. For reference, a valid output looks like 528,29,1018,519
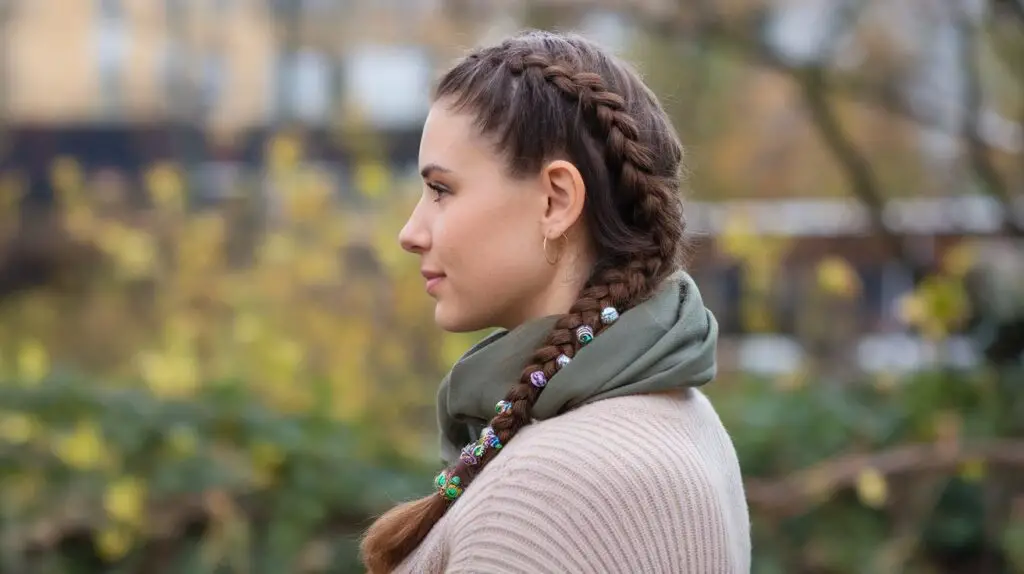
600,307,619,324
556,354,571,368
529,370,548,388
576,325,594,345
495,400,513,414
436,471,463,501
459,444,479,465
481,426,503,449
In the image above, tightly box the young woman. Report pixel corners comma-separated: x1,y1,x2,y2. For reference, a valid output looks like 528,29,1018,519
361,30,751,573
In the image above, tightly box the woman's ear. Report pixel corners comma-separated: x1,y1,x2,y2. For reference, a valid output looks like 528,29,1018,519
539,159,586,237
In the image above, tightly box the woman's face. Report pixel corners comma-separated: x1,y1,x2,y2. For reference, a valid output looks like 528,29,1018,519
399,101,581,333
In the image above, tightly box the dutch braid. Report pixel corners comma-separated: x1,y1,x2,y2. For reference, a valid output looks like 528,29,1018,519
361,34,687,574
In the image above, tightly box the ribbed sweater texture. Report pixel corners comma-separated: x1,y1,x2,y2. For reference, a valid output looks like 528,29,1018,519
394,389,751,573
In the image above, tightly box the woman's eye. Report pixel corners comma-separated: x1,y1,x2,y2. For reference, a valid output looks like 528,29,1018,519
428,183,451,202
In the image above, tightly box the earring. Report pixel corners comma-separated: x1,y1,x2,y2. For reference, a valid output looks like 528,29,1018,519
542,232,567,266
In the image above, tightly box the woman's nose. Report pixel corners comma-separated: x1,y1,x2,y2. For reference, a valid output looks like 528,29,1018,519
398,202,429,255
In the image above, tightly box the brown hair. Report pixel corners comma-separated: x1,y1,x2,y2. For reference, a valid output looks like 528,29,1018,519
360,29,688,572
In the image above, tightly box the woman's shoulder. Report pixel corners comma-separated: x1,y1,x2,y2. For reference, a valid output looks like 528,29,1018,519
442,390,751,573
453,389,746,516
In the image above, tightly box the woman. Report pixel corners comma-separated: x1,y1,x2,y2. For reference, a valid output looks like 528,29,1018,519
361,30,750,573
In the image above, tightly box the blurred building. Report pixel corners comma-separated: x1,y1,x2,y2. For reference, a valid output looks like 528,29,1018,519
0,0,456,186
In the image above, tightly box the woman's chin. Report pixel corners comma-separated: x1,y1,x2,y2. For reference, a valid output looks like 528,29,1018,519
434,303,487,334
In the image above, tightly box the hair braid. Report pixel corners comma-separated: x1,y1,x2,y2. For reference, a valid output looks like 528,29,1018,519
505,53,685,274
361,32,688,574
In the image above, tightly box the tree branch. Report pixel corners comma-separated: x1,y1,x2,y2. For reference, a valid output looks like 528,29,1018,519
745,440,1024,517
548,0,989,141
957,7,1024,236
796,67,920,272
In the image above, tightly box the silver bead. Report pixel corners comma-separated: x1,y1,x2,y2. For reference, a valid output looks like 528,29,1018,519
556,354,571,368
600,307,619,324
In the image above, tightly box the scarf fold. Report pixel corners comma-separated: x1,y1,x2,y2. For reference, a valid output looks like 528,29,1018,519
435,270,719,465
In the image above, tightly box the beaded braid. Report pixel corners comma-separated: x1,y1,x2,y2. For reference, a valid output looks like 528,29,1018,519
361,33,688,574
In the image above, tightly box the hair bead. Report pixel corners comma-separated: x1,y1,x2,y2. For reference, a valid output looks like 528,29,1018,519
575,325,594,345
481,426,503,449
556,354,571,368
435,470,463,501
529,370,548,388
495,400,513,414
601,306,619,324
459,444,479,465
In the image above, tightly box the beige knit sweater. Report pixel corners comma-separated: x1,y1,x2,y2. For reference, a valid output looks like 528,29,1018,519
395,388,751,573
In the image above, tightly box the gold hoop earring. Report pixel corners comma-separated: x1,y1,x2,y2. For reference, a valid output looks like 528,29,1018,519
542,232,567,265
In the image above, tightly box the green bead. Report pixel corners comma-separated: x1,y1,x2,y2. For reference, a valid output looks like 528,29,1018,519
580,333,593,343
451,475,461,485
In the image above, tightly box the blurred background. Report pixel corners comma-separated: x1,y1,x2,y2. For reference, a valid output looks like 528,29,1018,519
0,0,1022,572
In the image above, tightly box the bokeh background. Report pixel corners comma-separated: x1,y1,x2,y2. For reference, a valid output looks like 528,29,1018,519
0,1,1022,572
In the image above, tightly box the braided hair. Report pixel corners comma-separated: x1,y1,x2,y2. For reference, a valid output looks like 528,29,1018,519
361,30,689,573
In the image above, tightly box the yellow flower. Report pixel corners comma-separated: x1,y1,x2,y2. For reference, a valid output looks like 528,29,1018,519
816,256,861,299
353,158,390,199
856,467,888,508
96,525,134,561
897,293,927,326
104,476,146,526
137,350,199,400
719,211,758,260
145,162,185,212
267,132,303,172
0,412,35,444
54,421,111,470
17,340,49,384
115,228,157,279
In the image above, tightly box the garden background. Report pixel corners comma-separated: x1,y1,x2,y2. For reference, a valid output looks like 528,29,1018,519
1,1,1023,572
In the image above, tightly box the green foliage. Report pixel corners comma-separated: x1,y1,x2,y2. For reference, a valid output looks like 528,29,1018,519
707,364,1024,573
0,375,434,573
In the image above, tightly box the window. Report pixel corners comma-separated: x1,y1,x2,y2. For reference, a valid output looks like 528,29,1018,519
94,0,127,119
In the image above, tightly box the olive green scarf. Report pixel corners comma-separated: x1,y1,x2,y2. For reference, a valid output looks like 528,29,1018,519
435,270,719,465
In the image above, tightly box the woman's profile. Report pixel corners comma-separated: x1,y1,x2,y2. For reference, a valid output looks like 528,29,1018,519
361,29,751,573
